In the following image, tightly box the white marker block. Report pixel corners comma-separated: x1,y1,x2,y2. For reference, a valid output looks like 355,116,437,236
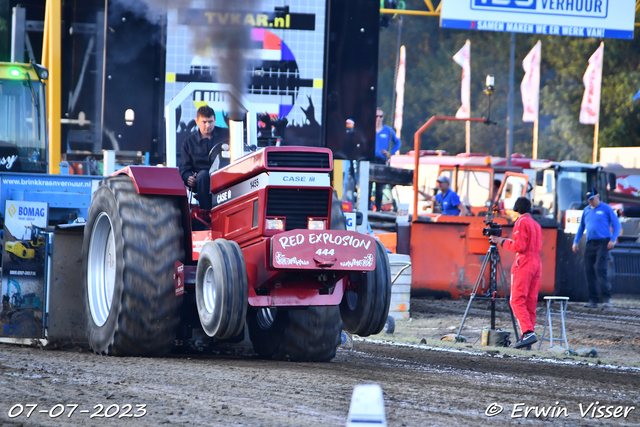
346,384,387,427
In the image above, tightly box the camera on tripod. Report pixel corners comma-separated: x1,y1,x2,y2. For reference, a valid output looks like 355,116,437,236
482,207,502,238
483,222,502,237
455,202,520,345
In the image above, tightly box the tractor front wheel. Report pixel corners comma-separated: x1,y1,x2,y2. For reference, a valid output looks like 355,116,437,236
195,239,248,339
339,239,392,337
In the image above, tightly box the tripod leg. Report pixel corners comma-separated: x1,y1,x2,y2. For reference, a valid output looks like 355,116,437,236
496,251,520,340
490,248,497,330
455,249,491,341
456,295,476,342
508,301,520,341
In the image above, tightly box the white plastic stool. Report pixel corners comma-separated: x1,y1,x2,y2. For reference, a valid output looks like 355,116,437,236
538,296,570,350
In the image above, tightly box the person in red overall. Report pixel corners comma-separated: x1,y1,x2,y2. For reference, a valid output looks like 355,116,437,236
489,197,542,349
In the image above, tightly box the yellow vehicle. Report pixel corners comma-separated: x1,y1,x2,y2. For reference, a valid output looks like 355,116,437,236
4,226,46,263
0,62,48,173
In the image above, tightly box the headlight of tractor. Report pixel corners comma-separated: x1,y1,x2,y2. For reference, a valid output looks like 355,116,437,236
266,218,284,230
308,219,325,230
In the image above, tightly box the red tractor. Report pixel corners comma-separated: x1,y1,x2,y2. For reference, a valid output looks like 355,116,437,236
81,146,391,361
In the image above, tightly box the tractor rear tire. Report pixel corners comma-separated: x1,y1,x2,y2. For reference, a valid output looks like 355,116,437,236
340,239,392,337
195,239,248,339
82,175,184,356
247,305,342,362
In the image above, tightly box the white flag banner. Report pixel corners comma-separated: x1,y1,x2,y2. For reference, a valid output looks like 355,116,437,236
453,40,470,119
394,45,406,139
580,42,604,125
521,41,541,123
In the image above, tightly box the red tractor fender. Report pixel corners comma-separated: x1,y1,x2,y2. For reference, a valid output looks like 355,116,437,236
112,166,193,261
112,166,187,196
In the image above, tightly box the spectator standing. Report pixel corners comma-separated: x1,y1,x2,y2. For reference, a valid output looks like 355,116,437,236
572,188,621,309
419,176,469,216
370,108,401,210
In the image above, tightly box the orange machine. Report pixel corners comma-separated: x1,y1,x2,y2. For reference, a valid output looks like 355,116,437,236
384,117,637,301
406,165,557,298
390,116,558,299
389,151,550,217
376,156,557,297
409,214,557,298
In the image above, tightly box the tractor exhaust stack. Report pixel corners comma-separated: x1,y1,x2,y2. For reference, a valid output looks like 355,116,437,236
229,120,244,163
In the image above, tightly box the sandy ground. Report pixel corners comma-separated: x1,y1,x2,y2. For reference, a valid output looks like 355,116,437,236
402,296,640,367
0,297,639,426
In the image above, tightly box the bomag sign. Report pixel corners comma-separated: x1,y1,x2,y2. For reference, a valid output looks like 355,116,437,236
8,203,46,219
4,201,48,238
18,206,47,218
178,9,316,31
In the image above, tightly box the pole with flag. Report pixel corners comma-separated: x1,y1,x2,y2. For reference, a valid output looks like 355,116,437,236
579,42,604,164
394,45,406,140
521,41,541,159
453,40,471,153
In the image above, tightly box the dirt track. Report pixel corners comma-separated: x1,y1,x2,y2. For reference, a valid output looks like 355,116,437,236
407,296,640,366
1,299,639,426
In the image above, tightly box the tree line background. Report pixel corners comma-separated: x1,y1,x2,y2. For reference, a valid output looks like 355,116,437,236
377,0,640,163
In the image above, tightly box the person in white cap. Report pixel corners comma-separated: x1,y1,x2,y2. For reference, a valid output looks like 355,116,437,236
420,176,468,216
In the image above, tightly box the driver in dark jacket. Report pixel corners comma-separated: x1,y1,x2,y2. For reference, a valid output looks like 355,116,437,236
179,106,229,209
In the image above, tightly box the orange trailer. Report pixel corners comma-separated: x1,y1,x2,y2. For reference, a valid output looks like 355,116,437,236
409,215,557,298
390,116,559,299
385,116,638,302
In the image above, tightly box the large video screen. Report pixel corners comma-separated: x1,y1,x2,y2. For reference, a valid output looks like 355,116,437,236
164,1,327,151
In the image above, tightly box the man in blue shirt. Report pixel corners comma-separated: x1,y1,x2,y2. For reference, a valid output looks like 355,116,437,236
375,108,401,162
370,108,401,210
420,176,469,216
572,188,621,308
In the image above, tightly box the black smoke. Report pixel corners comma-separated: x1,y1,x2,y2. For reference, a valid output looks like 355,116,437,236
111,0,259,120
